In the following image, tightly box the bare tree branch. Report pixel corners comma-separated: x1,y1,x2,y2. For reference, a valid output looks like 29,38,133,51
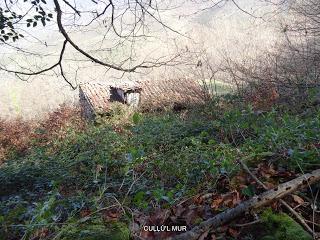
0,39,68,76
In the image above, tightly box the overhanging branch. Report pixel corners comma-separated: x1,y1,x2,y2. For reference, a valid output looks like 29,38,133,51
0,39,67,76
52,0,177,72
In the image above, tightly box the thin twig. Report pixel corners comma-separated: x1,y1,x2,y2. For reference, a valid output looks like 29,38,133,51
122,170,146,205
312,189,319,239
237,159,268,189
280,199,314,234
233,219,261,227
305,220,320,228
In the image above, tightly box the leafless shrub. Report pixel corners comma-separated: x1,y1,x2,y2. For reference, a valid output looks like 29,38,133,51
217,0,320,109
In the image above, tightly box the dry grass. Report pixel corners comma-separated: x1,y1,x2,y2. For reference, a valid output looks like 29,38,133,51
38,104,86,142
0,118,33,163
0,104,85,164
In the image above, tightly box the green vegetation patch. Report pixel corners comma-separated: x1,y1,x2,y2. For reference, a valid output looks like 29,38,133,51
0,98,319,239
261,209,312,240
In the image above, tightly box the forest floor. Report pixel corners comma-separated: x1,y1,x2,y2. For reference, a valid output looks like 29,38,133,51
0,95,319,240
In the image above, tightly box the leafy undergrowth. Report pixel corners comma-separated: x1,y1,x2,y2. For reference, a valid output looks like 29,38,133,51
0,99,319,239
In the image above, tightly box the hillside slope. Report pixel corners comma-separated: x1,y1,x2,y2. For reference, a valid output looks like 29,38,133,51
0,98,319,239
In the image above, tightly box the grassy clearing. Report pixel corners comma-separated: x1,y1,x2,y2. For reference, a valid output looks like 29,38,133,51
201,79,234,96
0,98,319,239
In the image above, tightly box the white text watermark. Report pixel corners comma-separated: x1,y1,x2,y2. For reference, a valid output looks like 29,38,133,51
143,225,187,232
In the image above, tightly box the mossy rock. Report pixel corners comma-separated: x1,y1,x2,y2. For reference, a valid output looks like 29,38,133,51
60,222,130,240
261,209,312,240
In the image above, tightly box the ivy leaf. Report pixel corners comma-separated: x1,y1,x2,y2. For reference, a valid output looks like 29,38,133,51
133,112,142,124
7,22,13,29
241,185,255,197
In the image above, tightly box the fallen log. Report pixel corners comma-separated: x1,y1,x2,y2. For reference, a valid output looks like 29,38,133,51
238,159,314,235
172,168,320,240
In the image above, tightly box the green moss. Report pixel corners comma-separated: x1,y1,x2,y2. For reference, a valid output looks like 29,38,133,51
261,209,312,240
60,222,130,240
